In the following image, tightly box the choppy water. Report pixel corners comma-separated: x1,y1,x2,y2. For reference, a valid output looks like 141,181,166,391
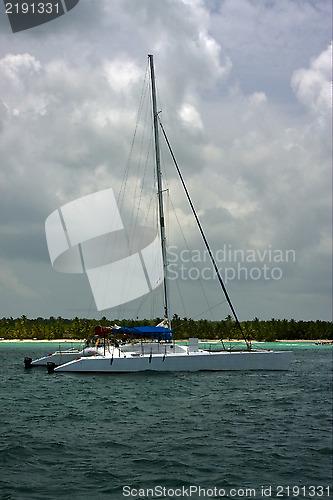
0,342,332,500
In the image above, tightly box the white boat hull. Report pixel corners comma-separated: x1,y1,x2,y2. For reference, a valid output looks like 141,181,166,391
54,349,292,373
31,350,82,366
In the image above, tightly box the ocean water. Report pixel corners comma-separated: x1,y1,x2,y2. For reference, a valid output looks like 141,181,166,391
0,342,332,500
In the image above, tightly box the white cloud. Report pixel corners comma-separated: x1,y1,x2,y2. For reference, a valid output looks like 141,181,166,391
0,53,41,86
179,103,203,130
291,43,332,118
103,59,142,93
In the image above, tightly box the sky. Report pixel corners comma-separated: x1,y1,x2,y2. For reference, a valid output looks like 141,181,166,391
0,0,332,322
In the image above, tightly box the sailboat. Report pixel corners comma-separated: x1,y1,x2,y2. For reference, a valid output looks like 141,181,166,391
29,55,292,373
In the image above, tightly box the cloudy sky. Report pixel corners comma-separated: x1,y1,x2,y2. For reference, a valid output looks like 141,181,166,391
0,0,331,322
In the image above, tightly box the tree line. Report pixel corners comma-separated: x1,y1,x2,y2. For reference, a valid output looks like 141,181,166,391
0,315,332,341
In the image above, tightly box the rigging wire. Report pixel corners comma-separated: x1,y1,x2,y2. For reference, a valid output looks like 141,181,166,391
158,118,251,350
117,60,150,214
130,89,151,230
112,65,164,321
192,300,228,321
111,62,152,320
159,127,227,323
165,184,216,321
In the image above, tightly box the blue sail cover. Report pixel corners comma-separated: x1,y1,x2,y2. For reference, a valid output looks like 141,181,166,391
114,326,173,341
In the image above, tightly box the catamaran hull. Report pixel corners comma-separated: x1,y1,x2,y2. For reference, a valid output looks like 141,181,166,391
31,351,82,366
54,350,292,373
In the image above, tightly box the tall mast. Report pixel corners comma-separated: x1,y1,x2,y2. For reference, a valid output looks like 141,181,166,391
148,54,170,326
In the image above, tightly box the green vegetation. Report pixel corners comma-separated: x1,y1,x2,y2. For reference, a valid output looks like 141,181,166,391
0,315,332,341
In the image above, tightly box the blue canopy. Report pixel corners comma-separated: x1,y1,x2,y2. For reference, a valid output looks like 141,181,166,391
114,326,173,341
